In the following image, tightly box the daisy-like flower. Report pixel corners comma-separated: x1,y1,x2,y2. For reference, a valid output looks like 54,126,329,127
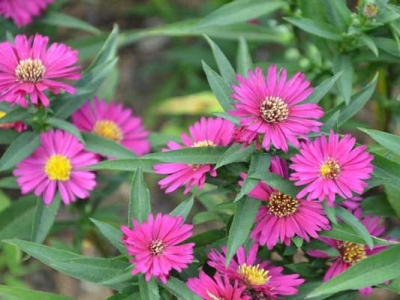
208,245,304,298
307,213,390,295
13,129,98,205
242,156,330,249
187,272,250,300
0,110,27,132
289,131,374,206
121,213,195,283
229,65,324,152
0,0,53,27
153,117,235,194
71,97,150,156
0,34,80,107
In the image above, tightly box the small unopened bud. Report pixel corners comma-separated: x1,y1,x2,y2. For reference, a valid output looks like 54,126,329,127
363,3,379,19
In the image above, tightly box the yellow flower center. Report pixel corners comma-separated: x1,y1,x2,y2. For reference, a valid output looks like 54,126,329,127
320,158,341,179
268,191,299,217
260,96,289,123
15,58,46,82
44,155,72,181
338,241,366,265
192,140,216,147
237,263,271,286
0,111,6,118
149,239,166,256
93,120,123,142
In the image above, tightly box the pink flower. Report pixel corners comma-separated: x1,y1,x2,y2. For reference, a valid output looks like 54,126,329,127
187,272,250,300
71,97,150,156
0,0,53,27
0,34,80,107
229,65,324,152
243,156,330,249
208,245,304,298
13,129,98,205
290,131,374,206
153,117,235,194
0,110,27,132
121,213,195,283
307,213,390,295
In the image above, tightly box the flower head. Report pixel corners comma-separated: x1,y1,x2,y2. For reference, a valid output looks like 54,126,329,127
121,213,194,283
0,34,80,107
208,245,304,298
187,272,250,300
229,66,324,152
14,129,98,205
0,110,27,132
290,131,374,206
153,117,235,194
71,97,150,156
0,0,53,27
243,156,330,249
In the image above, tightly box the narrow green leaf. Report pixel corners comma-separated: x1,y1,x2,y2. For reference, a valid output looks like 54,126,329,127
83,132,136,159
47,117,83,142
0,130,19,145
31,196,61,244
0,132,40,172
0,285,74,300
195,0,285,29
383,184,400,219
362,194,396,217
164,277,201,300
322,202,337,225
249,171,301,198
237,37,253,75
90,219,126,254
306,72,342,104
284,17,343,41
360,34,379,57
226,197,260,265
129,168,150,225
40,12,101,35
0,176,18,189
307,244,400,297
170,196,194,221
359,128,400,155
215,143,255,169
333,55,353,105
373,154,400,189
322,0,351,31
202,61,234,112
139,276,160,300
204,35,236,84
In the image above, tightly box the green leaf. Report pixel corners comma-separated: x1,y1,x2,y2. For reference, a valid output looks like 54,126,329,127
83,132,136,159
0,130,19,145
40,12,101,35
322,0,351,31
237,37,253,75
170,196,194,221
90,219,126,254
215,143,255,169
0,285,74,300
307,244,400,297
47,117,83,142
164,277,201,300
129,167,150,225
0,176,18,189
139,276,160,300
31,196,61,244
202,61,234,112
204,35,236,84
362,194,396,217
284,17,343,41
383,184,400,219
359,128,400,155
305,73,342,104
333,55,353,105
360,34,379,57
0,106,30,124
195,0,285,29
226,196,260,265
249,171,301,198
322,202,337,225
0,195,36,241
0,132,40,172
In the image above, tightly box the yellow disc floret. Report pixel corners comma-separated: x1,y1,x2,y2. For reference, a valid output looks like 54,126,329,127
15,58,46,82
44,154,72,181
237,263,271,286
319,158,341,179
93,120,123,142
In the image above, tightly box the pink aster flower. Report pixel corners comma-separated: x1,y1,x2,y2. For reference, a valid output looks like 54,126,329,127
307,213,390,295
242,156,330,249
0,0,53,27
71,97,150,156
187,272,250,300
121,213,195,283
153,117,235,194
208,245,304,298
229,65,324,152
290,131,374,206
0,34,80,107
13,129,98,205
0,110,27,132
